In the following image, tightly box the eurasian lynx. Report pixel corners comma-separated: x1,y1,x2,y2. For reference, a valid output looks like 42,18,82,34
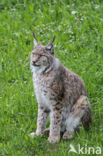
30,33,92,143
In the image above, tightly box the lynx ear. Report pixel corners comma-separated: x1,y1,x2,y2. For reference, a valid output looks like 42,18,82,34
32,32,38,48
46,43,53,50
46,36,56,54
46,43,54,54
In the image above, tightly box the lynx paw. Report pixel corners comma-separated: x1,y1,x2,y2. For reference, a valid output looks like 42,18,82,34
30,131,43,138
63,131,74,140
30,132,36,138
48,135,60,143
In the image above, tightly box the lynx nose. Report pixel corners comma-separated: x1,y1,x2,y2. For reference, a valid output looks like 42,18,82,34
32,61,36,66
32,60,40,67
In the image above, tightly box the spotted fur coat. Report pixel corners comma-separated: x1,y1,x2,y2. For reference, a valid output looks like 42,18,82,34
30,34,92,143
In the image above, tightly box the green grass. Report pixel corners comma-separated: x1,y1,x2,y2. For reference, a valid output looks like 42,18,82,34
0,0,103,155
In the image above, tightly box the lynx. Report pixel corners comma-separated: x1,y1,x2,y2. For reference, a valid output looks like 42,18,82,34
30,33,92,143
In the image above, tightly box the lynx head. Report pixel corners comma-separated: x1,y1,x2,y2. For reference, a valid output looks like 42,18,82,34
31,32,56,74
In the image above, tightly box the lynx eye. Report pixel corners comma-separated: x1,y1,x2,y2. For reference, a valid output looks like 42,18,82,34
32,52,39,56
32,52,35,55
32,50,36,55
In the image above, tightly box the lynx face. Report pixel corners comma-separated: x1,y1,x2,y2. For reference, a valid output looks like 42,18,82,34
31,35,55,73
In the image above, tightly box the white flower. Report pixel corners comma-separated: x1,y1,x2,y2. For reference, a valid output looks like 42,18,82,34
71,11,77,15
95,5,99,9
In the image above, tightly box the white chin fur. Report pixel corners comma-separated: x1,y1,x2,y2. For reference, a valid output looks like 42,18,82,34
31,64,46,74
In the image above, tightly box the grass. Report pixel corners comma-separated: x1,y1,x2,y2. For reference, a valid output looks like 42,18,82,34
0,0,103,155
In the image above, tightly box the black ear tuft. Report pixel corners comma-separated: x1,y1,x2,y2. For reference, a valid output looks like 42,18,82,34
32,32,38,48
51,36,56,43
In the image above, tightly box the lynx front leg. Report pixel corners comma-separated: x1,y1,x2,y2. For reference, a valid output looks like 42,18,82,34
48,104,62,143
31,105,49,138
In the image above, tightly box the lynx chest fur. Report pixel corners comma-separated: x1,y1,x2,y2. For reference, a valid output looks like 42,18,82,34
33,74,53,110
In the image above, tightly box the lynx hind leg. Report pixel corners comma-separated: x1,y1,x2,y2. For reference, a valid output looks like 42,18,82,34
63,95,91,140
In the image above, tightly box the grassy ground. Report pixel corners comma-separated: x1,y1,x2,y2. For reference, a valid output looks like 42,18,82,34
0,0,103,155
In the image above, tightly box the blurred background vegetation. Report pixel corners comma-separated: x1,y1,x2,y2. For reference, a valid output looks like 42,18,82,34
0,0,103,156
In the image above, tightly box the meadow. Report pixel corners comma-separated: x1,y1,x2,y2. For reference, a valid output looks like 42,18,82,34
0,0,103,155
